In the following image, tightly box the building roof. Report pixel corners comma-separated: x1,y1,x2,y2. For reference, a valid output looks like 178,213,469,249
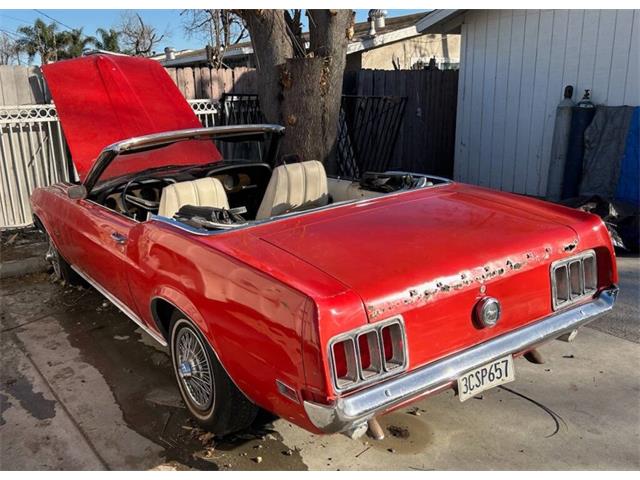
416,9,465,34
154,10,439,67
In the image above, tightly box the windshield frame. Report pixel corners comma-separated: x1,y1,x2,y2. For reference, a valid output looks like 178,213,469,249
81,124,284,194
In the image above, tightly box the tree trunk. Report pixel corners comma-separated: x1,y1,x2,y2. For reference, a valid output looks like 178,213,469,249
240,9,352,174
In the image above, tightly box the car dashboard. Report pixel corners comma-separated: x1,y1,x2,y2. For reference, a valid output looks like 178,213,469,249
92,162,272,222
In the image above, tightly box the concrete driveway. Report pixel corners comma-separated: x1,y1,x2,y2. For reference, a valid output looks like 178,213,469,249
1,242,638,470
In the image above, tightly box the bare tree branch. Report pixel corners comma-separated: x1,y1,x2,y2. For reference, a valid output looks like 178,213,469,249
181,9,248,68
119,12,168,56
284,10,305,58
0,32,22,65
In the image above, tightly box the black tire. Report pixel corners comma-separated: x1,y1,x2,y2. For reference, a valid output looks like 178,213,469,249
44,230,82,285
169,311,257,435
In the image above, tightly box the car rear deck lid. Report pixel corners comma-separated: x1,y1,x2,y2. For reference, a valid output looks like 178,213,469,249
42,54,221,180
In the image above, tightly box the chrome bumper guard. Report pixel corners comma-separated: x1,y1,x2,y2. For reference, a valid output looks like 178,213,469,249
304,287,618,434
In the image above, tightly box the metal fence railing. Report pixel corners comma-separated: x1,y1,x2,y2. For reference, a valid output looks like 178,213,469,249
188,99,219,127
219,94,264,126
0,104,71,228
0,100,219,229
337,95,407,178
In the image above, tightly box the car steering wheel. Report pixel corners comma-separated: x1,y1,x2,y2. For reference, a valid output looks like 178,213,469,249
121,177,174,218
121,178,146,217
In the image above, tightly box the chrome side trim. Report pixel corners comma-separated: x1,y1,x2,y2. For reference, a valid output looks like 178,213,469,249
304,287,618,433
150,215,224,235
71,266,168,346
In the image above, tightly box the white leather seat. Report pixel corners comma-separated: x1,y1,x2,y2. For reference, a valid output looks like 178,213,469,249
158,177,229,218
256,161,329,220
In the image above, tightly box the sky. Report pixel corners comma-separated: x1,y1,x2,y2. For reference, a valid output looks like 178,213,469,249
0,9,426,56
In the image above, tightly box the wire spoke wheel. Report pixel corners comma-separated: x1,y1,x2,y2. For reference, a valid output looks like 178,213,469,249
169,313,258,434
175,326,214,410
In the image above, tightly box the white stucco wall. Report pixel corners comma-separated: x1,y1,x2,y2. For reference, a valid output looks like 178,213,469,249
453,9,639,196
360,34,461,70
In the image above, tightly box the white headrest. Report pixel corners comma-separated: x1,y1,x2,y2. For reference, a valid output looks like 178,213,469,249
256,161,329,220
158,177,229,218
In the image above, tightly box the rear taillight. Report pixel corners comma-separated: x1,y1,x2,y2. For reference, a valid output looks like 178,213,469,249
331,338,358,388
551,250,597,310
357,330,382,379
329,317,407,392
380,322,405,371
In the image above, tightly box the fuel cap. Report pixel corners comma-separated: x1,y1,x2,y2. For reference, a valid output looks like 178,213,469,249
475,297,501,328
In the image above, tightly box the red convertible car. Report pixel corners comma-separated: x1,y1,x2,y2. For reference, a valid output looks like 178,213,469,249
31,54,618,438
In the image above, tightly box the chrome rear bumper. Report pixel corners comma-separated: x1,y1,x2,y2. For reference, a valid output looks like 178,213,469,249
304,287,618,434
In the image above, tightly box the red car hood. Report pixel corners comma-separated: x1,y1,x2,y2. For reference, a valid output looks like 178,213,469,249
259,184,581,319
42,54,221,180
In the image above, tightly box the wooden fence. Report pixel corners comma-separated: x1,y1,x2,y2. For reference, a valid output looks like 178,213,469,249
0,65,256,105
165,66,257,100
343,69,459,178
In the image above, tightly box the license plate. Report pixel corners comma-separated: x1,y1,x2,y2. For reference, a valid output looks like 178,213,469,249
457,355,515,402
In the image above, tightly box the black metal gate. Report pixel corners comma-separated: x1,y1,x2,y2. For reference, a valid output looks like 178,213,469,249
218,93,406,178
219,93,264,125
336,95,407,178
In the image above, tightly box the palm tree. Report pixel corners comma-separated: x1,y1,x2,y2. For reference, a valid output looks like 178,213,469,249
17,19,61,64
58,28,96,59
94,28,122,53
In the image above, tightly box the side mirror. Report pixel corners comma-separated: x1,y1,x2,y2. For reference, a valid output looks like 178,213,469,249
68,185,87,200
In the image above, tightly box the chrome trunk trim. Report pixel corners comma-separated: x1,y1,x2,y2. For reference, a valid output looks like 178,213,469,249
304,287,618,433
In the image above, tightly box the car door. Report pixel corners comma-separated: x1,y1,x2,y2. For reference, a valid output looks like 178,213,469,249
62,196,138,314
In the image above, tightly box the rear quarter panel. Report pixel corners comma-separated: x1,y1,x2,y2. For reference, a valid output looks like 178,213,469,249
126,222,366,430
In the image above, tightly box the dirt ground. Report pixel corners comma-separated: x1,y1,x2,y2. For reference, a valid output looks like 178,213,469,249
1,234,639,470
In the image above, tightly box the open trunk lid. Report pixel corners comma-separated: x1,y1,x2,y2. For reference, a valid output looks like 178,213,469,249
42,54,221,180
